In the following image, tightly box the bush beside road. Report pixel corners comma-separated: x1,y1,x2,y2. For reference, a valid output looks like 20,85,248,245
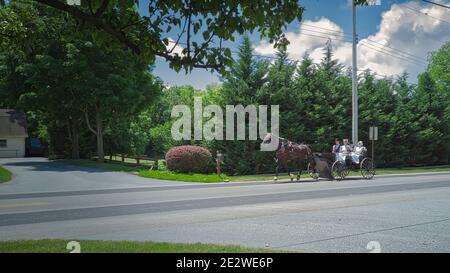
0,166,12,183
139,170,227,183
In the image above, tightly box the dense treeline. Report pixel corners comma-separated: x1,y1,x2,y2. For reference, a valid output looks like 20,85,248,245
1,1,449,175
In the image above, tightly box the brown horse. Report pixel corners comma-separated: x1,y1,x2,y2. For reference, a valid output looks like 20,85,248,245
262,133,316,181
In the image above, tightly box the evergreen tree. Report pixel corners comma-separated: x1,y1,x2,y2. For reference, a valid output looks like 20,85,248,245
410,72,448,164
257,46,298,141
207,36,271,174
313,42,350,151
389,73,415,165
359,73,397,165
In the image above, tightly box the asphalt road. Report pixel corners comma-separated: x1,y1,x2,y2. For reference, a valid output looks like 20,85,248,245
1,157,450,252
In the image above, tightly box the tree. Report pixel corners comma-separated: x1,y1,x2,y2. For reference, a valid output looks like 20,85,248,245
27,0,305,74
410,72,448,164
205,36,270,174
310,42,351,152
427,42,450,163
0,1,86,158
257,46,298,140
389,73,415,165
73,43,161,162
293,53,318,146
358,72,397,165
427,41,449,93
0,1,163,161
146,85,197,156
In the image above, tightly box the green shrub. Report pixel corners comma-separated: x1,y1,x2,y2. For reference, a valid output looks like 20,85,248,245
139,170,225,182
0,166,12,183
165,145,213,173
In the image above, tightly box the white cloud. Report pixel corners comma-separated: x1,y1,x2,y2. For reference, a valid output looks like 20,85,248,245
165,38,186,57
254,17,348,61
254,1,450,80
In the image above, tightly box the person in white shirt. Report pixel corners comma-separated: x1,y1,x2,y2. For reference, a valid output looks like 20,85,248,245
337,139,352,161
351,141,367,164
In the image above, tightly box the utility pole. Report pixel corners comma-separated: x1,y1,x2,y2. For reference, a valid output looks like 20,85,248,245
351,0,358,145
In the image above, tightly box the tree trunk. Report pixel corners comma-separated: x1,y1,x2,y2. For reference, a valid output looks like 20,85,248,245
71,122,80,160
95,111,104,163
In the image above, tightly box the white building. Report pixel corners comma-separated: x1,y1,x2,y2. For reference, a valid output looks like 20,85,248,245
0,109,28,158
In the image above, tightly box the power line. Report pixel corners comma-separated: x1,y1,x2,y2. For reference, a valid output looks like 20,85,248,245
403,4,450,24
168,23,428,66
166,33,428,71
301,23,351,36
292,31,352,43
298,24,427,63
422,0,450,9
298,26,428,65
359,69,416,85
359,42,427,66
361,39,428,63
362,38,428,62
300,28,352,42
169,38,427,68
166,38,417,85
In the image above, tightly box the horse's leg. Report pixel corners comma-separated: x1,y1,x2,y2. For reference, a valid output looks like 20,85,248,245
311,157,319,180
274,158,279,181
288,164,294,182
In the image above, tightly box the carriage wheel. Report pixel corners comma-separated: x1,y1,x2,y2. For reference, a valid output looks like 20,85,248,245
307,162,319,181
360,158,375,180
341,164,349,179
331,161,345,181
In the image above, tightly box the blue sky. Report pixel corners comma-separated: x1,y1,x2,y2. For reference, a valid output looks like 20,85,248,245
140,0,450,89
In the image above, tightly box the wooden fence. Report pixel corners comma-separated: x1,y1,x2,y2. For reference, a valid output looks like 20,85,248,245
106,154,165,170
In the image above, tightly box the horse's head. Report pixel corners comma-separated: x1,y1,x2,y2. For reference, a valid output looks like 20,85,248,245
262,133,273,144
261,133,281,152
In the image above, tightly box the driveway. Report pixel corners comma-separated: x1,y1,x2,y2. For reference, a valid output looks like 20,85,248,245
0,157,197,194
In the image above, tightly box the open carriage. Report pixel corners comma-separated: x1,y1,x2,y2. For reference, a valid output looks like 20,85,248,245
309,151,376,181
261,133,375,182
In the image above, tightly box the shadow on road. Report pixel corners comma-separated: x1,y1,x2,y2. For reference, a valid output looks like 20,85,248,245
274,176,365,184
2,160,110,173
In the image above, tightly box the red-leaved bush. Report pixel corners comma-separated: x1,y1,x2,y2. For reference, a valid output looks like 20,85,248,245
165,145,213,173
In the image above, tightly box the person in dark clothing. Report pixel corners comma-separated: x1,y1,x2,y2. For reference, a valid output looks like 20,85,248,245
332,138,341,161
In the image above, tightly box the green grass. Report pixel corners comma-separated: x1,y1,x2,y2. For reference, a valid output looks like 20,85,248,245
59,159,450,183
0,165,12,183
139,170,228,183
59,159,146,173
60,159,227,182
375,166,450,175
0,239,280,253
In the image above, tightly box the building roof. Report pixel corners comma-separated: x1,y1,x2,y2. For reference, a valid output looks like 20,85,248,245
0,109,28,138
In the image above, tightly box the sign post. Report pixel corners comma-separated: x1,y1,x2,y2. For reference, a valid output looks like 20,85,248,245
216,151,224,175
369,126,378,162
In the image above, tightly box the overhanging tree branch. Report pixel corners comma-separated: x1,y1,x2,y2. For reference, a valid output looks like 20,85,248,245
32,0,304,72
34,0,141,54
95,0,110,16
